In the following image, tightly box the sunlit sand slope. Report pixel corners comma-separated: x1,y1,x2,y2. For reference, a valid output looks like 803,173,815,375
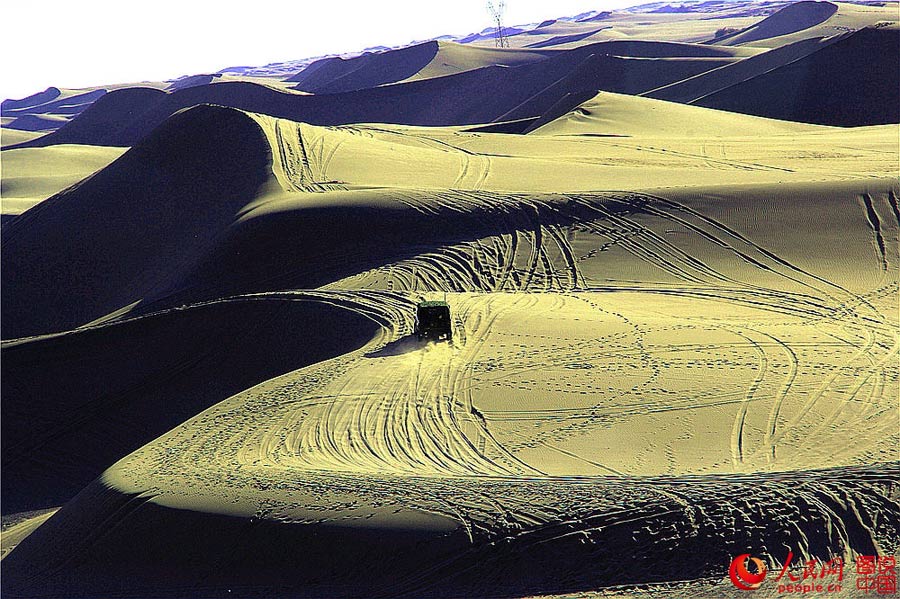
713,0,838,45
2,97,898,597
0,144,125,215
288,41,552,93
0,128,47,148
4,46,739,149
713,1,897,48
4,101,896,338
1,295,380,513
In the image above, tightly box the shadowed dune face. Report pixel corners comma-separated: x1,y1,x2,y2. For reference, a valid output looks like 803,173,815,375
525,27,609,48
714,1,838,45
1,144,126,215
694,27,900,126
1,89,107,117
1,105,272,338
3,460,897,598
7,43,739,149
584,39,746,57
1,296,380,514
2,89,110,136
2,6,900,596
1,114,66,132
2,87,61,111
494,53,735,124
644,35,837,104
10,86,166,146
165,74,222,91
289,40,442,93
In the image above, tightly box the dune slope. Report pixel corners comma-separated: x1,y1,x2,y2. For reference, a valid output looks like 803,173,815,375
713,1,838,45
1,295,379,513
7,43,736,149
1,105,272,338
694,27,900,125
289,41,443,93
2,71,898,599
644,34,839,104
5,98,898,339
1,144,126,215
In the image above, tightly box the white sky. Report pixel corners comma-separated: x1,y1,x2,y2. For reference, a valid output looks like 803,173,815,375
1,0,642,101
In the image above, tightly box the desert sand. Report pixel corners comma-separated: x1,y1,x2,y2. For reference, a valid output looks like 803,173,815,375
2,1,898,597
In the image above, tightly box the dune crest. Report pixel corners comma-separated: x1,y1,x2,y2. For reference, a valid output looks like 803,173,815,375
1,104,272,338
713,1,839,45
695,26,900,126
3,5,899,597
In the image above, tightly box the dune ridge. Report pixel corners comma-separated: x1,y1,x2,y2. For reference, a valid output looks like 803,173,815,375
644,34,839,103
2,87,61,111
5,98,897,339
2,5,899,595
289,41,443,93
712,0,839,45
1,104,273,338
4,42,741,149
694,26,900,126
1,293,380,513
4,461,897,597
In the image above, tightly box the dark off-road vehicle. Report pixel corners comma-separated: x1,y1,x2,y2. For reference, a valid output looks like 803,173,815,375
415,301,452,342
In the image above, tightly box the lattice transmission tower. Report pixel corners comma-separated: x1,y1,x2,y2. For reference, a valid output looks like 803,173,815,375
487,1,510,48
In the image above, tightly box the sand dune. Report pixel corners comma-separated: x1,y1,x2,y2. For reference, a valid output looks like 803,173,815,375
525,27,609,48
409,41,557,80
694,26,900,126
558,39,758,57
4,166,897,594
1,87,61,111
478,11,766,47
1,144,125,215
1,113,67,132
288,41,552,93
1,89,106,117
1,295,379,513
7,11,895,152
289,41,444,92
0,128,46,148
5,98,897,338
644,34,839,103
493,53,739,124
712,0,838,45
7,43,738,148
528,90,819,135
166,73,222,91
1,105,274,338
0,509,56,561
13,86,166,145
4,461,896,597
3,5,899,597
1,88,109,136
713,0,898,47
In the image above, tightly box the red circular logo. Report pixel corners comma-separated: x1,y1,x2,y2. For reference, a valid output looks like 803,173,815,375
730,554,768,590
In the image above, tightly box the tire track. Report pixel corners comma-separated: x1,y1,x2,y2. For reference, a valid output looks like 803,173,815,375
861,193,889,271
727,327,770,468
